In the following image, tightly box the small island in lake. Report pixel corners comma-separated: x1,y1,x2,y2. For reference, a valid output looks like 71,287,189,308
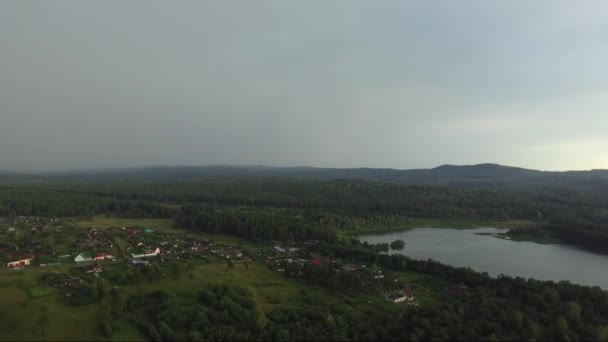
390,239,406,250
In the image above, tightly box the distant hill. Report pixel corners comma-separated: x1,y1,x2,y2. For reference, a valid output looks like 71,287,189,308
1,164,608,192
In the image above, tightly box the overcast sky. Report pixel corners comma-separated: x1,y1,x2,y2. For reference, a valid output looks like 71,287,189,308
1,1,607,171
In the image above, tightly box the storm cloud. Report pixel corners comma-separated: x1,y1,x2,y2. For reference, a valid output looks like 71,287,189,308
1,0,607,171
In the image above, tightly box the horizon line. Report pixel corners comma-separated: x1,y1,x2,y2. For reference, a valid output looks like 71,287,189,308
1,162,607,175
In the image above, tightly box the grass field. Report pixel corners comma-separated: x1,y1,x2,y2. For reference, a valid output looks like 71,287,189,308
0,264,353,340
0,270,111,341
28,287,55,299
110,320,147,342
76,216,254,247
135,262,340,313
76,216,177,232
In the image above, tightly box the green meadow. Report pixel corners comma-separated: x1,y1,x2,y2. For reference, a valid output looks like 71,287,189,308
0,261,395,341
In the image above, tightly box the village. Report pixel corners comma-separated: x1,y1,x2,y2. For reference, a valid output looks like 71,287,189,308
0,216,251,271
0,216,469,306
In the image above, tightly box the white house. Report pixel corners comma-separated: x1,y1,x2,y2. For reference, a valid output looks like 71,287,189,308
74,254,93,263
93,253,115,261
131,247,161,259
129,259,150,267
7,256,35,268
387,293,408,303
387,287,415,303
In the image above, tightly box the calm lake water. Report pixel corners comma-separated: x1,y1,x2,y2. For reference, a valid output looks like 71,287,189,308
359,228,608,289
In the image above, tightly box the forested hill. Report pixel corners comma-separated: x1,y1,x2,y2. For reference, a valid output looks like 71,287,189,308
1,164,608,192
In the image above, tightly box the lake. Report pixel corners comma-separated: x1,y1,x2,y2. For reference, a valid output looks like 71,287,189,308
359,227,608,289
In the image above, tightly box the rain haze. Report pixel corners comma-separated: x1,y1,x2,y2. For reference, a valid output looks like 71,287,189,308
1,0,607,172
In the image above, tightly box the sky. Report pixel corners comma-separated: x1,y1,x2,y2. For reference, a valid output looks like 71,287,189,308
1,0,607,172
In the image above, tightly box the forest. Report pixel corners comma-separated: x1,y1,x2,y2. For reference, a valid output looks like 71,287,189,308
1,177,608,251
118,275,608,342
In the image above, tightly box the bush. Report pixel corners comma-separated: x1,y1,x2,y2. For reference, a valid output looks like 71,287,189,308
99,320,112,338
157,321,175,341
28,287,55,298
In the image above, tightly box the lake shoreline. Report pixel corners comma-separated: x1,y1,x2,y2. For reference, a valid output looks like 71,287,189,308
350,218,536,236
359,227,608,289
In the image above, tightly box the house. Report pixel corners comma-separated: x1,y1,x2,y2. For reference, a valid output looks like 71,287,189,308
399,286,414,299
131,247,161,259
387,293,407,303
387,292,414,303
74,254,93,263
128,259,150,267
374,271,385,279
7,256,35,268
386,286,415,303
93,252,115,261
343,264,360,272
448,283,469,295
83,264,103,274
273,246,286,253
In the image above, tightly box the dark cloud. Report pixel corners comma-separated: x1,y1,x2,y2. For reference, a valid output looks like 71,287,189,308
1,0,606,171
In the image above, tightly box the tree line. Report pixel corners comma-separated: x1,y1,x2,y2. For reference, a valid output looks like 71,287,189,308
3,178,608,251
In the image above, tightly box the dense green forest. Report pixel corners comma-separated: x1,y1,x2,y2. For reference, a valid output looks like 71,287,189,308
2,177,608,251
45,180,606,221
0,186,174,218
